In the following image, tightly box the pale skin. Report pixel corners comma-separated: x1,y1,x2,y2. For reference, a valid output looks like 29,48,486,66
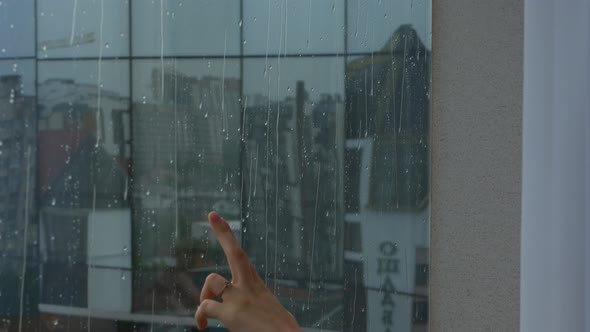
195,211,301,332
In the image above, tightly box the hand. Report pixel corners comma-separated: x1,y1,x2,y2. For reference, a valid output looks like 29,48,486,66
195,211,301,332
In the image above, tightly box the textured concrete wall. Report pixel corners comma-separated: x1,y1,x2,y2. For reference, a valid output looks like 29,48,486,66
430,1,523,331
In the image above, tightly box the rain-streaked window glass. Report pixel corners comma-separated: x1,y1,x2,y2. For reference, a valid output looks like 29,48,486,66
0,0,430,331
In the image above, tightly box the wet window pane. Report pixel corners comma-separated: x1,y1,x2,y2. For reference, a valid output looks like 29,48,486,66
243,0,345,55
1,0,430,330
131,59,242,314
241,57,345,328
0,0,35,58
132,0,240,57
37,0,130,58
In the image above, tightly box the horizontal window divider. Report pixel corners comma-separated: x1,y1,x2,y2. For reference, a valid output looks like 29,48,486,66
26,50,412,63
0,56,37,60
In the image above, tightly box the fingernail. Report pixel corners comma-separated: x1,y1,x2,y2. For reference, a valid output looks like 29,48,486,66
210,211,222,223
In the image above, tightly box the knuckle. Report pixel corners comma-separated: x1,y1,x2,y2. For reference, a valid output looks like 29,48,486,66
199,299,211,310
204,273,220,285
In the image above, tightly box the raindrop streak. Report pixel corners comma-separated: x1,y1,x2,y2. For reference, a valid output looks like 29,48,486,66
365,257,370,331
354,0,360,37
221,28,227,133
399,30,409,133
405,248,410,306
241,96,248,142
160,0,165,101
263,15,272,284
174,58,179,239
284,0,289,55
364,0,370,40
264,0,271,78
351,268,358,329
253,143,259,196
17,147,31,332
87,184,97,332
364,70,368,138
371,23,375,97
274,0,285,295
307,162,321,310
247,150,254,208
241,97,249,223
123,178,128,201
95,0,105,148
390,47,400,209
69,0,78,45
333,159,338,237
150,289,155,331
306,0,312,49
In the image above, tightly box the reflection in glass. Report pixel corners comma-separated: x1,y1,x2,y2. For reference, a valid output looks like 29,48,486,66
131,59,241,315
37,0,130,58
344,24,430,331
0,0,430,330
132,0,240,57
242,57,345,329
347,0,431,53
37,60,132,314
0,60,37,330
243,0,345,55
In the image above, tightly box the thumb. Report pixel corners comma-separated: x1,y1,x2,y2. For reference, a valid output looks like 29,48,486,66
195,299,224,330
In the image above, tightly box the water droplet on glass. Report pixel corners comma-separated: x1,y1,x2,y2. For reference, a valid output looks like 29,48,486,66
238,20,242,27
151,222,156,228
51,198,56,206
104,43,110,49
121,274,126,280
146,190,150,196
123,246,128,253
198,101,203,109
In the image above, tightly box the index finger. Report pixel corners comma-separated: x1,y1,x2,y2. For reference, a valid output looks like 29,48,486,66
208,211,252,283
